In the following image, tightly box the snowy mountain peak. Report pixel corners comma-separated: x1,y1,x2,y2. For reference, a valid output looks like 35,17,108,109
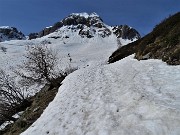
70,12,99,19
0,26,25,42
0,26,12,29
35,12,140,40
62,12,103,27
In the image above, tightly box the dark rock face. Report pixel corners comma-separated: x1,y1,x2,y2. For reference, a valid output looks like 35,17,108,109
37,13,111,38
34,13,140,40
28,33,38,40
112,25,141,40
62,15,87,26
0,27,25,42
108,39,140,63
79,29,94,38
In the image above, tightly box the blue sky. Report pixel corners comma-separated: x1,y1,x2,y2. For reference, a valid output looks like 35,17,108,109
0,0,179,36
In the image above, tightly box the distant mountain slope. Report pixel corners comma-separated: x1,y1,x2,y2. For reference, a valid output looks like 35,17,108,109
29,12,140,41
0,13,140,74
0,26,25,42
109,12,180,65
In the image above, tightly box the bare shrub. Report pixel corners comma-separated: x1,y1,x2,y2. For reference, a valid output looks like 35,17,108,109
14,45,65,87
0,69,30,125
0,44,77,127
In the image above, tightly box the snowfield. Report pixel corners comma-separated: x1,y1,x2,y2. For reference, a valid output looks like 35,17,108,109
0,17,179,134
0,30,119,95
21,55,180,135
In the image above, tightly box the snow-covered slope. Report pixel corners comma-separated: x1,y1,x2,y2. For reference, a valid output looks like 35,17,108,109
0,13,139,71
0,12,179,135
0,26,25,42
0,33,116,69
0,32,122,96
0,13,140,70
21,55,180,135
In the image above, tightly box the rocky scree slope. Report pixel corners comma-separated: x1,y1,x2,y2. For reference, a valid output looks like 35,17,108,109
29,13,140,40
109,12,180,65
0,26,25,42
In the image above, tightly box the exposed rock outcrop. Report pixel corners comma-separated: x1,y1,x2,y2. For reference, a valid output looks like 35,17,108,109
112,25,141,40
30,13,140,40
28,33,38,40
0,26,25,42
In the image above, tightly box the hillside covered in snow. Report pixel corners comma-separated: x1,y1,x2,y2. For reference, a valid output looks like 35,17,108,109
0,13,139,73
21,55,180,135
0,12,180,135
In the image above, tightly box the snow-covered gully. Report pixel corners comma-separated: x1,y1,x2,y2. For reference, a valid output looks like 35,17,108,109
21,55,180,135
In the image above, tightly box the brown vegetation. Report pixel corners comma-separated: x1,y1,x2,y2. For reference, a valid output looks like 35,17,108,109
109,12,180,65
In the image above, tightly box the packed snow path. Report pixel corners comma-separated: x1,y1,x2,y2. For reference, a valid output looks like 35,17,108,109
21,55,180,135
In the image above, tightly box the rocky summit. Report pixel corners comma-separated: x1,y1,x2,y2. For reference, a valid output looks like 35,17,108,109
29,12,140,40
0,26,25,42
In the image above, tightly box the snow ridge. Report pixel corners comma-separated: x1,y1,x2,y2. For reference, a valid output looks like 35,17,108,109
0,26,12,29
35,12,140,41
21,55,180,135
71,12,99,18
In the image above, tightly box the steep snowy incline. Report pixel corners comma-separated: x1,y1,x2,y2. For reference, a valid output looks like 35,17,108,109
0,12,140,72
0,33,119,95
0,34,118,71
21,55,180,135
